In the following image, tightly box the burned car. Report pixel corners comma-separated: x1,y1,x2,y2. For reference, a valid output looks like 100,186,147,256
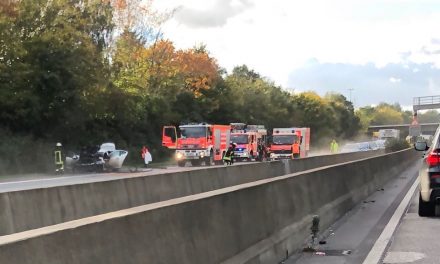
67,143,128,172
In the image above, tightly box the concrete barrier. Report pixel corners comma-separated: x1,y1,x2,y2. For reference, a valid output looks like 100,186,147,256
0,149,417,264
286,149,384,174
0,150,382,236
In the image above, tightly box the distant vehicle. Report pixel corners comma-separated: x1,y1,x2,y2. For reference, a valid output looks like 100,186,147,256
269,127,310,160
414,125,440,216
378,129,400,140
372,131,380,140
67,143,128,172
418,134,434,144
230,123,268,161
375,140,386,149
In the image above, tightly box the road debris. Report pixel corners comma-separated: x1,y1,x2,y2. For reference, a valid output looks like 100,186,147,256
342,250,352,255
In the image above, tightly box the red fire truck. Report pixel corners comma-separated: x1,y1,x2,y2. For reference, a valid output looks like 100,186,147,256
270,127,310,160
162,123,231,167
230,123,268,161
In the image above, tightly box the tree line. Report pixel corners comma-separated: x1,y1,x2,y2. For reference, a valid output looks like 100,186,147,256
356,103,440,131
1,0,433,174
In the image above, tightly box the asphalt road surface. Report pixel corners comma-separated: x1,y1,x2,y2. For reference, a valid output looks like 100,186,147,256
0,159,268,193
286,161,422,264
381,186,440,264
0,150,342,194
0,165,211,193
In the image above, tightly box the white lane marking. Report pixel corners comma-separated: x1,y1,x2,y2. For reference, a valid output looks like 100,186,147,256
362,176,419,264
383,252,426,263
0,169,160,187
0,175,99,185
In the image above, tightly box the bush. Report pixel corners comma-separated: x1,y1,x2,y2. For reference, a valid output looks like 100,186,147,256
385,138,410,153
0,130,53,175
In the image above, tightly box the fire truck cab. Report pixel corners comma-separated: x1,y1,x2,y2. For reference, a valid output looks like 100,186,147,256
162,123,231,167
230,123,268,161
270,127,310,160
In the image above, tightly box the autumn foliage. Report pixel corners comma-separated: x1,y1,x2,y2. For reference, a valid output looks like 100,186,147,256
176,48,219,96
0,0,17,17
1,0,363,174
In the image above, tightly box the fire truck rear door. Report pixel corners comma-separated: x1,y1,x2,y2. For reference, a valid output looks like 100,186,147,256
214,129,221,150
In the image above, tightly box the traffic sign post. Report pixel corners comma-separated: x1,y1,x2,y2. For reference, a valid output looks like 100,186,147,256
409,125,421,137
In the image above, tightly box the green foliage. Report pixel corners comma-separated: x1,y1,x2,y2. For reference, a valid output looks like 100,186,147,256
418,110,440,123
0,129,53,175
357,103,406,130
356,102,440,132
0,0,114,138
385,138,410,153
0,2,363,174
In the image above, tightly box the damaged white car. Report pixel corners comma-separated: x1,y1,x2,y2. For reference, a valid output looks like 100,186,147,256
66,143,128,172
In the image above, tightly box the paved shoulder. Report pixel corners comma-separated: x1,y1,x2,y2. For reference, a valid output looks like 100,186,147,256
382,192,440,264
287,162,420,264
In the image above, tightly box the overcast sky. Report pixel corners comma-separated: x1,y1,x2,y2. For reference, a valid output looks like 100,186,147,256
154,0,440,108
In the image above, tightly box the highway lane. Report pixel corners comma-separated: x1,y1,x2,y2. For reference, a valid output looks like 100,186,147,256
0,165,213,193
381,187,440,264
0,159,268,193
0,150,362,194
286,161,420,264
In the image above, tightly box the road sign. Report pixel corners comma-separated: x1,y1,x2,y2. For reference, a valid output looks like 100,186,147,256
409,125,421,137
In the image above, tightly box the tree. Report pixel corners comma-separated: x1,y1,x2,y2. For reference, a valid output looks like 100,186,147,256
1,0,370,174
175,47,220,97
325,93,361,138
418,110,440,123
291,92,336,143
0,0,114,140
356,103,407,131
371,105,404,125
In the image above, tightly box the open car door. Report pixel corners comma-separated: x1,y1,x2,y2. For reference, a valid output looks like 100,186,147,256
108,150,128,169
162,126,177,149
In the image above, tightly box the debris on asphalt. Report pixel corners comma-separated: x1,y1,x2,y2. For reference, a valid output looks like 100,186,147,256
302,247,316,252
342,250,352,255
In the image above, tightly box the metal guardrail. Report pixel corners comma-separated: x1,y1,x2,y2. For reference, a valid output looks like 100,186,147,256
413,95,440,106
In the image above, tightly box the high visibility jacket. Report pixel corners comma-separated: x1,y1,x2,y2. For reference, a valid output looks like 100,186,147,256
330,142,339,153
292,143,300,154
54,149,64,170
223,149,234,161
54,150,63,165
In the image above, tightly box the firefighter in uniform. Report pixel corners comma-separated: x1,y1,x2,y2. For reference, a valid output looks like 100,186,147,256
54,142,65,174
257,140,265,161
330,139,339,154
223,143,235,165
292,139,301,159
